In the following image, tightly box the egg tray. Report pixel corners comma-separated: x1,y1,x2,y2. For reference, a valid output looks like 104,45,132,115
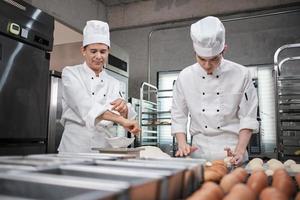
245,163,299,177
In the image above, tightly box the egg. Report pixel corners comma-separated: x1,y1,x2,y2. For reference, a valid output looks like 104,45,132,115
187,181,224,200
290,164,300,173
267,159,284,171
204,169,222,182
201,181,224,199
223,183,256,200
272,169,296,198
296,192,300,200
283,159,296,168
249,158,263,165
247,170,268,195
259,187,288,200
296,173,300,188
231,167,248,182
220,174,240,193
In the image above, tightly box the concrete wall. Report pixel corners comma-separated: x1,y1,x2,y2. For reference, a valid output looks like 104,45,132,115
111,7,300,98
23,0,106,31
108,0,300,29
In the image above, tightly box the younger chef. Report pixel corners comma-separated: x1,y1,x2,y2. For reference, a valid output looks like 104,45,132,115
171,16,259,165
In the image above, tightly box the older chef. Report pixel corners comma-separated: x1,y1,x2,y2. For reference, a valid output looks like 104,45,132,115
171,16,259,165
58,20,140,153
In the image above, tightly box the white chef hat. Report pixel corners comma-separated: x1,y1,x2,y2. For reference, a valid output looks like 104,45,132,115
190,16,225,57
83,20,110,47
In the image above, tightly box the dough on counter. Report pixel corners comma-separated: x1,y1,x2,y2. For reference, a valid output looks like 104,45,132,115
140,146,171,159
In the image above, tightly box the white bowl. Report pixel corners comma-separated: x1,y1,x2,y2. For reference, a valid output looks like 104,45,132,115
106,137,135,148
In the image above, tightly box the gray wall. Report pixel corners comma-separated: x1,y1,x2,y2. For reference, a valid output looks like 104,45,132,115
23,0,106,31
111,7,300,98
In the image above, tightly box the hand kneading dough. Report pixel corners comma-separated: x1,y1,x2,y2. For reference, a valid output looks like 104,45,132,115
140,146,171,159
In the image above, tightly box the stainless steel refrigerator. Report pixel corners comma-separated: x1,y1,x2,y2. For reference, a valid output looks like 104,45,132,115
0,0,54,155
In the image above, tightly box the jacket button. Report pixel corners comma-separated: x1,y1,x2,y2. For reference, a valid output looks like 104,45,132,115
104,94,106,97
203,92,205,95
101,80,104,82
217,92,219,95
91,77,94,80
217,126,220,129
217,109,219,112
205,125,208,128
202,76,205,79
216,75,219,78
202,109,205,112
92,92,94,95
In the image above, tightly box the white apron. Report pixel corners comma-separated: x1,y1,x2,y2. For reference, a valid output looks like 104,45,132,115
58,121,115,153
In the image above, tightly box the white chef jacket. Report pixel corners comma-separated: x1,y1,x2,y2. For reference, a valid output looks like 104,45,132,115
58,62,136,153
171,59,259,160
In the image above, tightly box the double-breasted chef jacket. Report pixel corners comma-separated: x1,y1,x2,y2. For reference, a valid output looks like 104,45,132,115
171,58,259,160
58,62,136,153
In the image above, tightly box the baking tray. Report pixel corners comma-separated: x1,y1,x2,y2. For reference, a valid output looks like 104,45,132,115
0,172,129,200
91,147,145,158
90,159,186,200
35,164,163,200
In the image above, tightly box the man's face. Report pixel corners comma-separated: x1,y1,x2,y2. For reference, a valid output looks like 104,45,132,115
196,53,222,74
81,43,109,75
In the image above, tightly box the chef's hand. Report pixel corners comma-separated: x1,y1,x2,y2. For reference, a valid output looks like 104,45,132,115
120,119,140,135
224,147,244,166
175,142,198,157
111,98,128,118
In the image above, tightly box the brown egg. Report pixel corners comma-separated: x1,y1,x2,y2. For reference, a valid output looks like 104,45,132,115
272,169,296,198
295,192,300,200
201,181,224,200
212,160,226,166
247,170,268,195
296,173,300,188
220,174,240,193
204,169,223,182
187,182,224,200
231,167,248,182
223,183,256,200
259,187,288,200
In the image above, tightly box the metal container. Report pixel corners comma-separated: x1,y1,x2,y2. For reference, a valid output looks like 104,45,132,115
0,164,35,173
36,164,163,200
0,156,88,167
0,172,129,200
129,157,205,197
91,160,186,200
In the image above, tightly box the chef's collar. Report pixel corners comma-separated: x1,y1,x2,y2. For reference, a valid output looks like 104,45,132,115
196,58,224,77
83,62,106,79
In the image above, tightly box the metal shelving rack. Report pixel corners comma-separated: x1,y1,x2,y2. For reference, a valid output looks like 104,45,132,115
274,43,300,161
139,82,160,146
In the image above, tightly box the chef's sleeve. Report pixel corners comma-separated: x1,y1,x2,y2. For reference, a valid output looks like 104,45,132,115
238,70,259,133
108,81,137,120
62,67,108,129
171,76,189,136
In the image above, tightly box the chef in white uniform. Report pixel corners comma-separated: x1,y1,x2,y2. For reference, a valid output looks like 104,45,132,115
58,20,140,153
171,16,259,165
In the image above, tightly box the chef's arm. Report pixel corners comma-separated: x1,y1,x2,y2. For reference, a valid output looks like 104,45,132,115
232,128,252,164
97,111,140,135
